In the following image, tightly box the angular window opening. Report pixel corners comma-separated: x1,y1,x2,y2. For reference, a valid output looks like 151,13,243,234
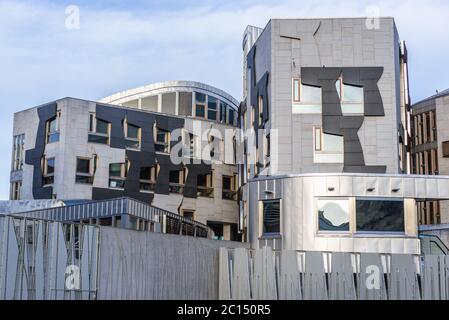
88,114,110,145
356,199,405,233
124,120,141,150
262,200,280,235
222,174,237,201
155,126,170,153
336,78,364,115
42,157,55,186
169,167,186,194
292,78,322,114
313,127,344,164
317,199,350,232
76,157,95,184
109,161,128,189
197,172,214,198
208,96,218,121
195,92,206,118
140,165,158,192
46,112,60,144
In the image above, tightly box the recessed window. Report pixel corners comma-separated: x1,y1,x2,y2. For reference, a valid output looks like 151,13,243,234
12,134,25,171
208,96,217,121
314,128,322,151
169,168,186,194
182,210,195,220
258,96,264,126
222,175,237,200
356,199,405,233
197,172,214,198
88,114,110,145
109,162,128,189
292,78,300,102
11,181,22,200
317,199,350,232
195,92,206,118
155,126,170,153
292,78,322,114
140,165,158,192
46,112,60,144
124,120,141,150
313,127,344,164
183,131,196,158
336,78,364,115
228,109,236,126
220,102,227,123
42,157,55,186
443,141,449,158
262,200,280,235
76,157,95,184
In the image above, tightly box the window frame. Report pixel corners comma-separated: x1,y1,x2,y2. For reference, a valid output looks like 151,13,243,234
88,113,110,145
260,199,281,237
139,164,159,193
108,161,129,190
46,111,61,144
154,125,171,154
336,76,365,115
316,197,351,234
169,167,187,194
124,119,141,150
197,171,214,198
75,157,95,185
42,157,55,186
222,174,238,201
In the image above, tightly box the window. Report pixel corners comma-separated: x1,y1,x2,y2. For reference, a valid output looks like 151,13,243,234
208,96,218,121
140,165,158,192
169,168,186,194
42,157,55,186
317,199,350,232
443,141,449,158
88,114,110,145
220,102,227,123
264,134,271,167
109,162,128,189
141,95,158,112
183,131,197,158
76,157,95,184
12,134,25,171
182,210,195,220
222,175,237,200
228,109,236,126
124,120,141,150
262,200,280,235
195,92,206,118
336,78,364,115
313,127,344,164
11,181,21,200
155,127,170,153
178,92,193,116
161,92,176,115
46,112,60,144
258,96,264,126
197,172,214,198
356,199,405,233
292,78,322,114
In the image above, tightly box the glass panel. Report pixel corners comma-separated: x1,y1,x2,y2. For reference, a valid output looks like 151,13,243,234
195,105,205,118
76,159,90,174
140,167,152,180
125,139,140,149
76,175,93,184
47,133,60,144
263,200,280,234
109,179,125,189
301,84,322,103
356,199,405,232
343,83,363,103
220,102,227,123
46,159,55,174
293,79,300,101
169,170,180,184
161,92,176,115
96,119,109,134
195,92,206,103
48,118,58,133
222,176,231,190
323,134,344,153
317,199,350,232
315,128,322,151
208,96,217,120
109,164,122,177
88,134,108,144
228,109,235,125
141,95,158,112
156,129,168,143
127,124,139,139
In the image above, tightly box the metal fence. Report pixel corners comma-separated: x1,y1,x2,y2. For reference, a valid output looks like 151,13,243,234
219,247,449,300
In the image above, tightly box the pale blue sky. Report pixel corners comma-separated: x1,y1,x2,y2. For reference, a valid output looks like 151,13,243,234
1,0,448,199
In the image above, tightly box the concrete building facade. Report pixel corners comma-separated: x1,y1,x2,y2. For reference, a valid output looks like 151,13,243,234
10,82,241,240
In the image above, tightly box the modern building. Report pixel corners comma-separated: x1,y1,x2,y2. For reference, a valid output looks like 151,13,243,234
411,89,449,246
238,18,449,254
10,81,241,240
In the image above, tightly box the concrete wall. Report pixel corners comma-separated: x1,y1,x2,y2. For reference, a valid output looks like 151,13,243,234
97,227,248,300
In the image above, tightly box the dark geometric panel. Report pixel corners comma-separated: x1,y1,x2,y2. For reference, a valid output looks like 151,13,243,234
24,103,57,199
301,67,386,174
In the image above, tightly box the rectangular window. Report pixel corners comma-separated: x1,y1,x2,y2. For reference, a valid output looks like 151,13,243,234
292,78,322,114
292,78,300,102
109,162,128,189
140,165,158,192
314,128,322,151
258,96,264,126
124,120,141,150
317,199,350,232
88,114,110,145
222,175,237,200
197,172,214,198
10,181,22,200
228,109,236,126
183,131,196,158
169,168,186,194
182,210,195,220
336,78,364,115
12,134,25,171
314,127,344,164
195,92,206,118
208,96,217,121
220,102,227,123
443,141,449,158
356,199,405,233
155,126,170,153
46,112,60,144
76,157,95,184
262,200,280,235
42,157,55,186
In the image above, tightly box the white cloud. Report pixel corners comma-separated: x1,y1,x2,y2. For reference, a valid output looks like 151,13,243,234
0,0,448,199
